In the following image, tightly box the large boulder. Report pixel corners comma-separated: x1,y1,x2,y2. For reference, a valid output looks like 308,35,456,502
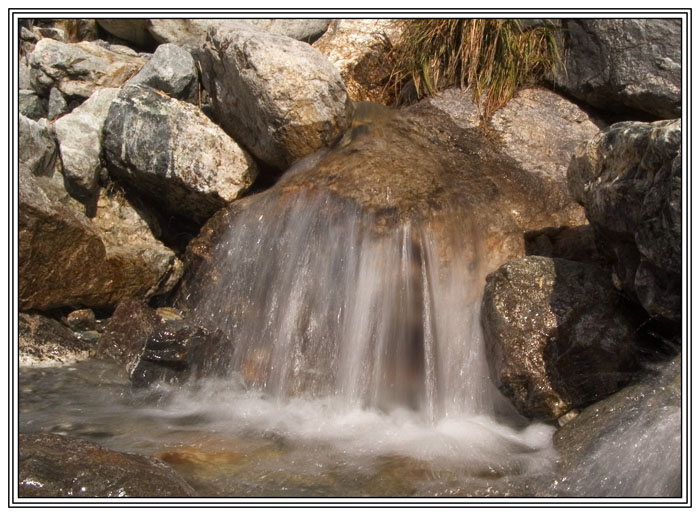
481,256,648,421
568,119,681,323
19,312,94,367
96,18,155,48
103,84,258,221
19,116,182,311
53,87,120,201
125,43,198,103
19,433,196,497
200,25,354,171
28,38,146,99
553,19,681,119
426,87,601,224
313,19,402,103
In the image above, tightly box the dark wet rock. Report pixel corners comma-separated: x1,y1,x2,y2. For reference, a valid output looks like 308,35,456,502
18,433,197,497
481,256,649,421
129,321,234,388
125,43,198,103
19,90,46,120
524,225,607,267
552,19,681,119
47,86,69,120
568,119,681,323
313,19,402,103
65,308,97,332
200,25,353,171
103,84,258,221
19,312,94,367
53,87,120,201
96,299,161,371
28,38,146,98
549,355,681,497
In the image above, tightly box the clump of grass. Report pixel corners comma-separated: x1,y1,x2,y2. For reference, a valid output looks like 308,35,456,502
386,19,561,122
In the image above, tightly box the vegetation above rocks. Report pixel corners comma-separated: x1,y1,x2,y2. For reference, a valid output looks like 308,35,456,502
387,19,560,121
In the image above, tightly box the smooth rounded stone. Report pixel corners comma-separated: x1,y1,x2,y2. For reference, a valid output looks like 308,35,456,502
18,433,197,497
19,312,94,367
19,115,57,177
552,19,681,119
53,87,120,200
96,18,156,48
568,119,681,323
103,84,258,221
200,25,354,171
129,320,234,388
125,43,198,103
28,38,146,98
96,299,161,371
481,256,649,421
147,18,331,45
65,308,97,331
19,90,47,120
19,162,183,311
313,19,402,103
548,355,681,497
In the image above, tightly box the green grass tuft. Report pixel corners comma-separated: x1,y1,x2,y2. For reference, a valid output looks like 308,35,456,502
386,19,561,122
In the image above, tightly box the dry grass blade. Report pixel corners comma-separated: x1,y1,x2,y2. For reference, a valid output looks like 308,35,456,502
386,19,561,123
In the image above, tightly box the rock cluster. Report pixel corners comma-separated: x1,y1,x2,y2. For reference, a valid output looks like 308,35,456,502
17,17,683,495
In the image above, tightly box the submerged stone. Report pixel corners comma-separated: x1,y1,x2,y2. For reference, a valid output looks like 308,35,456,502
19,433,197,497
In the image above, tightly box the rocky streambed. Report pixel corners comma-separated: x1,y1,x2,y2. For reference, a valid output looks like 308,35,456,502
16,17,683,500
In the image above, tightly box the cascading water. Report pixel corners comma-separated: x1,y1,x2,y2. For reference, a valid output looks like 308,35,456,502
18,101,682,498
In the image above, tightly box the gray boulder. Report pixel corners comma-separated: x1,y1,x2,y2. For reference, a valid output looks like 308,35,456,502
553,19,681,119
103,84,258,221
28,38,146,99
148,18,331,45
568,119,681,323
19,433,196,497
481,256,647,421
200,25,353,170
19,90,46,120
19,115,57,177
53,87,120,201
47,86,69,120
125,43,198,103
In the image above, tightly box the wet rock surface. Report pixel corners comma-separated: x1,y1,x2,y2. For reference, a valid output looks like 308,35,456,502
130,321,234,388
548,355,681,497
481,256,651,421
96,299,161,371
18,433,196,497
19,312,94,367
200,25,354,171
568,119,682,323
103,84,258,221
553,19,681,119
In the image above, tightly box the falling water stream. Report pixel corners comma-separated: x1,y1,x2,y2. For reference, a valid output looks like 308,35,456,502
18,102,682,498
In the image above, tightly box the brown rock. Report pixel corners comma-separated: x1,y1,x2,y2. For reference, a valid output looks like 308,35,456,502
19,312,93,367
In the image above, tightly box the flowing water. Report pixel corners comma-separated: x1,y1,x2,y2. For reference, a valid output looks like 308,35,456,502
18,102,682,498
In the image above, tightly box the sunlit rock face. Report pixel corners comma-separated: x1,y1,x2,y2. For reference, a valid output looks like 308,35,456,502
176,99,585,420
